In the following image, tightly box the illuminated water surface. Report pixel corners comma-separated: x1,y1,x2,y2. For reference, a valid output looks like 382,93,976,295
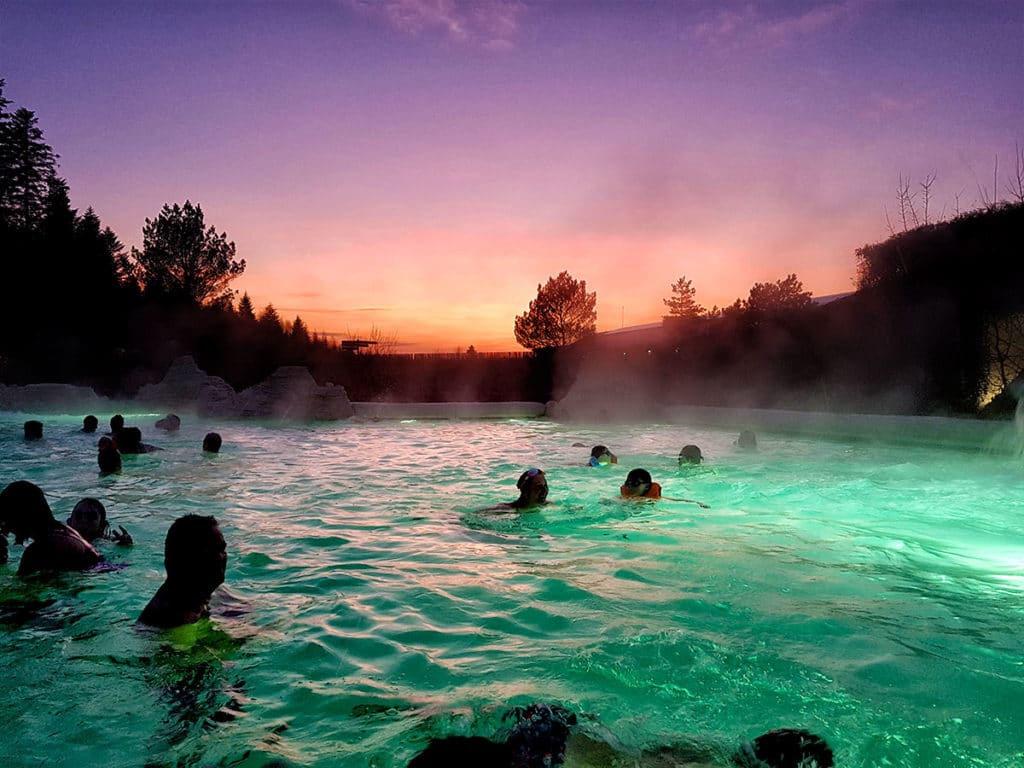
1,412,1022,767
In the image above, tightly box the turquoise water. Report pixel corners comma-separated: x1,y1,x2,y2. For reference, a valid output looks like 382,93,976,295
1,412,1022,767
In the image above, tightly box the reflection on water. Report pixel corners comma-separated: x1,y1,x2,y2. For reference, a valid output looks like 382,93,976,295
1,413,1023,767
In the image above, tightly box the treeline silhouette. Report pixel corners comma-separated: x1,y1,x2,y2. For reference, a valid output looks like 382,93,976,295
557,200,1023,416
1,78,1021,413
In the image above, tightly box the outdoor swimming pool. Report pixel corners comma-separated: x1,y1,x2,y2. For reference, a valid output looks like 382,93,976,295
1,411,1022,767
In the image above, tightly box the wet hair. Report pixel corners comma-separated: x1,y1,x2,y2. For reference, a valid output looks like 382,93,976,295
737,728,834,768
202,432,222,453
678,444,703,464
98,436,122,474
0,480,56,542
624,468,653,489
737,430,757,449
407,736,511,768
515,468,549,506
24,420,43,440
503,703,577,768
590,445,609,459
164,514,224,583
109,414,124,432
68,498,108,539
82,415,98,433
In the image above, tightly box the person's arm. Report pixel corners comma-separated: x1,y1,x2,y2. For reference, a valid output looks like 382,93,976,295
660,494,710,508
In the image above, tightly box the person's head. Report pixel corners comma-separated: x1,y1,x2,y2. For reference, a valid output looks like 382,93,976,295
0,480,56,543
504,703,577,768
622,468,654,497
514,468,548,507
589,445,617,465
678,444,703,465
24,420,43,441
110,414,124,432
67,498,108,540
155,414,181,431
202,432,222,453
115,426,142,453
97,436,122,474
82,415,98,433
737,430,757,450
164,514,227,594
737,729,834,768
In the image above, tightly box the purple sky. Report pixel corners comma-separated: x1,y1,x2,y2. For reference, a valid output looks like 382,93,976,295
3,0,1022,350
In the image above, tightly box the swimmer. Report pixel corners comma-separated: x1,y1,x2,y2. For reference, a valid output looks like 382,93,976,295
98,435,122,474
139,514,227,628
678,444,703,465
202,432,222,453
67,498,132,545
621,468,709,508
485,468,549,512
621,468,661,498
82,415,98,433
408,703,833,768
736,430,757,450
114,426,160,454
108,414,124,434
24,420,43,440
155,413,181,431
0,480,102,576
588,445,618,467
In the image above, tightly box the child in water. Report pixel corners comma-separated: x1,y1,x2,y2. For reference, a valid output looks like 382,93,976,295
620,468,709,508
588,445,618,467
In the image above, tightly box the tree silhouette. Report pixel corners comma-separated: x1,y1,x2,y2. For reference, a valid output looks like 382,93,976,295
132,201,245,305
257,303,283,334
514,270,597,350
0,80,59,231
290,315,310,345
744,274,813,315
237,292,256,320
663,276,705,318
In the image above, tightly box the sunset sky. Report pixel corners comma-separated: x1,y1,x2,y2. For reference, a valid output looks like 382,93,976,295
3,1,1022,351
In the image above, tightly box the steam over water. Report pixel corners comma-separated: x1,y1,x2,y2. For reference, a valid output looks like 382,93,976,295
1,412,1022,767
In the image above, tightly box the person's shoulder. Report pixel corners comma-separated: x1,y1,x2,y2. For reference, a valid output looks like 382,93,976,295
19,524,101,573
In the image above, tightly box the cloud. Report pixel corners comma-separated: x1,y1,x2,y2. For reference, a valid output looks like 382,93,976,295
348,0,525,49
691,1,859,50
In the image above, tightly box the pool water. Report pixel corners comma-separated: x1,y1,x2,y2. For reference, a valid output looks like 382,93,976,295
1,413,1022,767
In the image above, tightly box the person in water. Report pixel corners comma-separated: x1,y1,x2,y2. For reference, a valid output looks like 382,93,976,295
678,444,703,465
621,468,709,508
588,445,618,467
97,435,122,474
407,702,834,768
114,426,160,454
487,468,550,512
23,420,43,440
155,413,181,431
202,432,223,453
736,430,757,450
139,514,227,628
82,415,99,433
108,414,124,434
0,480,102,576
620,468,662,499
67,498,132,545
